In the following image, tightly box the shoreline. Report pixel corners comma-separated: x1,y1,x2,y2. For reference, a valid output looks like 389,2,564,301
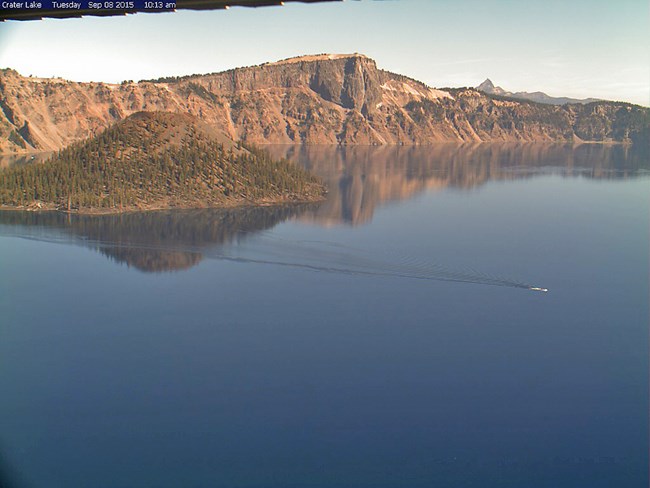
0,139,637,157
0,193,327,216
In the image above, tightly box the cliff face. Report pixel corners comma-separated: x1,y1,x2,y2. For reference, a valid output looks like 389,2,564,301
1,54,648,153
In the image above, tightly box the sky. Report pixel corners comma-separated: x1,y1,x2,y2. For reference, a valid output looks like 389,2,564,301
0,0,648,105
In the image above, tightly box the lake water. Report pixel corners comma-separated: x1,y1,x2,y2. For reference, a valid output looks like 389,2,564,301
0,143,648,487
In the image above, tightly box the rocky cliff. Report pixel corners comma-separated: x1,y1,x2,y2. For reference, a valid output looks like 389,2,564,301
1,54,648,153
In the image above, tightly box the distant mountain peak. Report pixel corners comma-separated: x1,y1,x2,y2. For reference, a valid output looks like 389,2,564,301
477,78,495,91
475,79,600,105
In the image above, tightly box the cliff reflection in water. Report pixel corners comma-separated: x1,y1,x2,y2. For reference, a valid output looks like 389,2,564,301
266,143,649,226
0,205,314,272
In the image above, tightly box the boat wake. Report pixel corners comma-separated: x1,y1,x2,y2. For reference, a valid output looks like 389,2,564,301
206,232,547,292
1,226,547,292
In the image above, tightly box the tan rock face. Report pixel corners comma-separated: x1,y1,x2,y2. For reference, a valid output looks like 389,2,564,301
0,55,648,154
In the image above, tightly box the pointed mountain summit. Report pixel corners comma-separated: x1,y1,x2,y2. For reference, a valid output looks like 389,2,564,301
476,78,600,105
477,78,495,91
477,78,508,96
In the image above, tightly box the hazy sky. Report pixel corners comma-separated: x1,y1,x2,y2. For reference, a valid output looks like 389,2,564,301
0,0,648,105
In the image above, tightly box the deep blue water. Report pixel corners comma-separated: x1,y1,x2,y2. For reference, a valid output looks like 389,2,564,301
0,144,648,487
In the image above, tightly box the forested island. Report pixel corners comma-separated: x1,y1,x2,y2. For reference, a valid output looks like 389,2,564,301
0,112,325,213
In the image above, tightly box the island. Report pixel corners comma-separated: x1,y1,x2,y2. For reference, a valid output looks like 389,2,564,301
0,111,326,213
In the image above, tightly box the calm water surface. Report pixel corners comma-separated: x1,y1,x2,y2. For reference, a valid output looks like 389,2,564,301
0,144,648,487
